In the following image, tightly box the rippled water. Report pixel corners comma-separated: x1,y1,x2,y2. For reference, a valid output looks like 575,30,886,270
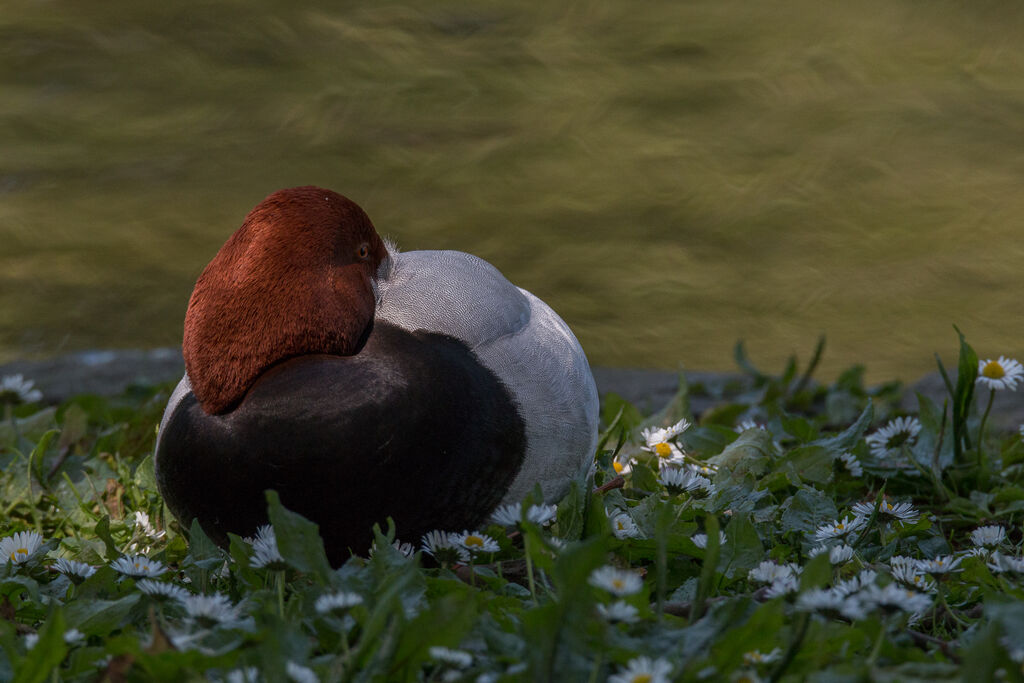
3,1,1023,381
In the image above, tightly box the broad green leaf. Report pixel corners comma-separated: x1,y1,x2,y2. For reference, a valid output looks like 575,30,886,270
265,490,332,584
13,608,66,683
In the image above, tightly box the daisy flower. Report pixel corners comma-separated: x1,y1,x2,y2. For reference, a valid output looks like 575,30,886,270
225,667,261,683
811,515,866,543
970,525,1006,548
0,531,43,565
285,661,318,683
420,530,469,566
763,575,799,599
0,374,43,405
808,544,854,565
596,601,640,623
988,552,1024,574
833,570,878,598
608,656,672,683
743,648,782,665
857,583,933,616
748,561,800,584
916,555,962,575
53,558,96,583
490,503,557,527
611,456,633,475
659,468,714,497
451,530,500,556
249,525,287,570
795,588,847,614
977,356,1023,391
838,452,862,477
610,512,641,539
692,530,727,549
182,592,241,627
589,566,643,597
428,646,473,668
640,418,690,467
865,417,921,460
315,590,364,615
137,579,189,602
735,419,766,433
111,554,166,578
851,500,920,526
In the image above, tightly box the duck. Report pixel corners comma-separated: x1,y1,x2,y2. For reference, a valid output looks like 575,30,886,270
154,186,599,565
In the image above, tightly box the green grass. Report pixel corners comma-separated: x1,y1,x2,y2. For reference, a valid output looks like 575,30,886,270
1,333,1023,681
3,1,1024,378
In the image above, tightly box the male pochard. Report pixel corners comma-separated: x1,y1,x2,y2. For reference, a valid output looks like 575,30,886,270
155,186,599,565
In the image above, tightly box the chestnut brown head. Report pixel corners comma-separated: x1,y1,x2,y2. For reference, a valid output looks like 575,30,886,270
183,186,388,414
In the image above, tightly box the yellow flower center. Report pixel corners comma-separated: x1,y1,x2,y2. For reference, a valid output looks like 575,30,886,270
836,523,845,531
465,536,484,548
612,579,624,590
613,461,625,474
631,676,653,683
983,361,1006,379
11,548,27,561
747,651,763,662
654,442,672,458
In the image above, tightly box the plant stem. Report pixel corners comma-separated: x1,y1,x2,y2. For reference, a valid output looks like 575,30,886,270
276,570,285,618
977,389,995,470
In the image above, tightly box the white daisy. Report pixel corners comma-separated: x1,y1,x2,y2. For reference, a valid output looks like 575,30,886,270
525,504,558,526
314,590,364,615
857,583,933,616
0,374,43,405
851,500,920,526
763,575,799,599
490,503,523,526
596,600,640,623
808,544,854,565
838,452,862,477
0,531,43,565
977,356,1023,391
428,646,473,668
286,661,318,683
641,419,690,466
225,667,261,683
181,592,241,626
916,555,962,575
734,419,766,433
692,531,727,549
811,516,866,543
611,456,633,476
865,417,921,460
748,561,800,584
23,633,39,649
490,503,557,527
63,628,85,646
743,648,782,665
53,558,96,582
137,579,189,602
658,468,714,497
970,525,1006,548
988,552,1024,574
133,511,166,542
588,566,643,597
608,656,672,683
451,530,500,556
420,530,469,566
610,512,641,540
110,554,167,578
249,525,287,570
833,570,878,598
794,588,847,614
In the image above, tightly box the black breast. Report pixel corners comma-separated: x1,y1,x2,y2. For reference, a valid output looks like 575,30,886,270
155,321,526,566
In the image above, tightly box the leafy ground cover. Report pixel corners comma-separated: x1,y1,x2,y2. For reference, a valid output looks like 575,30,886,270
1,332,1023,682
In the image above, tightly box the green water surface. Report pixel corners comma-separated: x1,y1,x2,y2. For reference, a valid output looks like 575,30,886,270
3,1,1023,381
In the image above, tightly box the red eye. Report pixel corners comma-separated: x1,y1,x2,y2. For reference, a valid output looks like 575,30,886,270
356,243,369,259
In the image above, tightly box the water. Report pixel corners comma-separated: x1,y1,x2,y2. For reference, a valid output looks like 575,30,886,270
3,1,1024,381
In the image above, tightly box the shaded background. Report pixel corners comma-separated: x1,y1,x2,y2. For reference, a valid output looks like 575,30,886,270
3,1,1023,381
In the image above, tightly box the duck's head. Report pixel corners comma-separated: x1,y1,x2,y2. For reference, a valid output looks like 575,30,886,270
183,186,389,415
